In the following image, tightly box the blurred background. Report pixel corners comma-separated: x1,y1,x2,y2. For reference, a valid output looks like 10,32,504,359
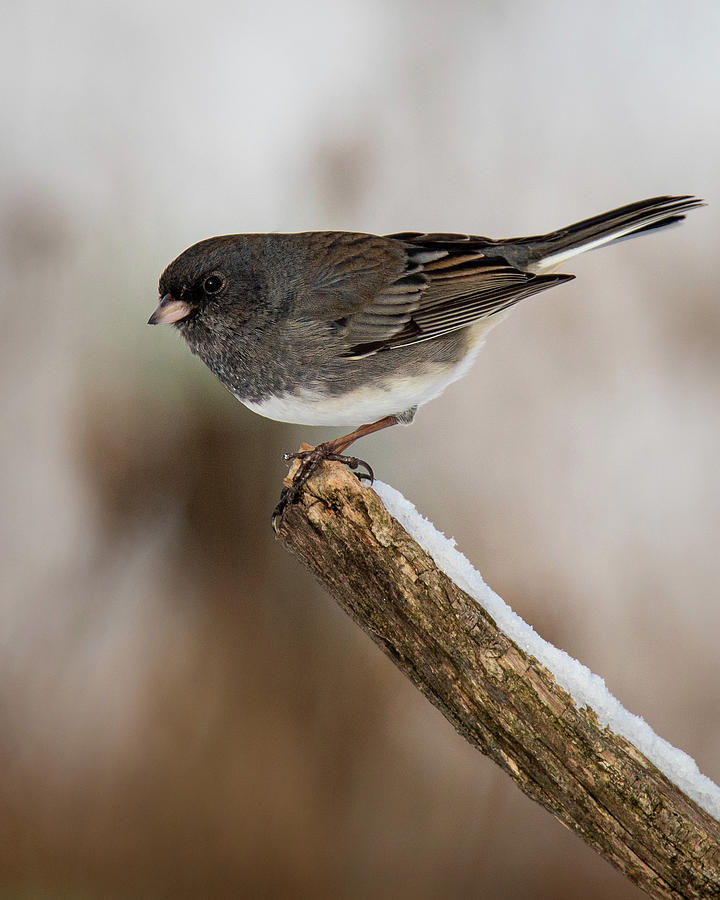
2,0,719,897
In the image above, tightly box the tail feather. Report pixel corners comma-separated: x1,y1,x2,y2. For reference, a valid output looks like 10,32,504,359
505,195,705,272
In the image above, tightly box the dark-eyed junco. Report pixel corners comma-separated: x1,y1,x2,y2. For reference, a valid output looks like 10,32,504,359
148,195,703,523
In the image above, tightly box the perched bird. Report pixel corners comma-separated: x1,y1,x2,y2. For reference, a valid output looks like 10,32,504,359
148,195,703,522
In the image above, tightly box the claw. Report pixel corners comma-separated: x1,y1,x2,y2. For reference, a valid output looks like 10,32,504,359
324,454,374,483
273,443,377,530
358,461,374,483
272,487,292,533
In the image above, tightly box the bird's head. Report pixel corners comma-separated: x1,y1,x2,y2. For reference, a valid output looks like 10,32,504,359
149,236,266,337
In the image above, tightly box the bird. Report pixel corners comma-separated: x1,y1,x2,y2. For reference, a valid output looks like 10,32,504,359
148,195,704,524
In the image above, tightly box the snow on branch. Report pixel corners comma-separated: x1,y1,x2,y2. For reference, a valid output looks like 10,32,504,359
274,458,720,900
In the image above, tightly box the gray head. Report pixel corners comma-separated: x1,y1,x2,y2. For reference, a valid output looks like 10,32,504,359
149,235,271,341
148,234,314,402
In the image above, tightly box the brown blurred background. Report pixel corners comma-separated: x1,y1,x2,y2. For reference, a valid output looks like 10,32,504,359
1,1,719,897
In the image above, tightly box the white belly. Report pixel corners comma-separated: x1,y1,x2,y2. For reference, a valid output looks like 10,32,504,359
241,369,453,426
240,321,497,426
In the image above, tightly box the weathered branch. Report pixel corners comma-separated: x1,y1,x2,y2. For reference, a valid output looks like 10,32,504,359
274,458,720,899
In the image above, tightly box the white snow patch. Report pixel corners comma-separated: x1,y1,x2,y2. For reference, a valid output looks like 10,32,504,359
373,480,720,822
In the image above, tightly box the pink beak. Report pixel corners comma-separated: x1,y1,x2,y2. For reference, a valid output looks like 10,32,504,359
147,294,192,325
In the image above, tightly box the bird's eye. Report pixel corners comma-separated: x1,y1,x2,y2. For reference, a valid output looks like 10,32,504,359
203,274,224,294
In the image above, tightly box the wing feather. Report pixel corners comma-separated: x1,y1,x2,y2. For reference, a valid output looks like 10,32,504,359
340,236,574,356
289,230,574,357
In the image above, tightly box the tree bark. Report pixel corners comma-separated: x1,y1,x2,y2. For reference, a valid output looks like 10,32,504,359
273,458,720,899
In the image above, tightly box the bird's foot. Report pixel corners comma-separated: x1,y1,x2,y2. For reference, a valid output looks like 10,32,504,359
272,444,374,532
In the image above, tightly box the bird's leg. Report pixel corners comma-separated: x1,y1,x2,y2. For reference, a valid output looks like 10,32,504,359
284,414,400,491
272,415,400,529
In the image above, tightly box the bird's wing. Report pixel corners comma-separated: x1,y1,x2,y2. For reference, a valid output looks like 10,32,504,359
293,231,574,357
